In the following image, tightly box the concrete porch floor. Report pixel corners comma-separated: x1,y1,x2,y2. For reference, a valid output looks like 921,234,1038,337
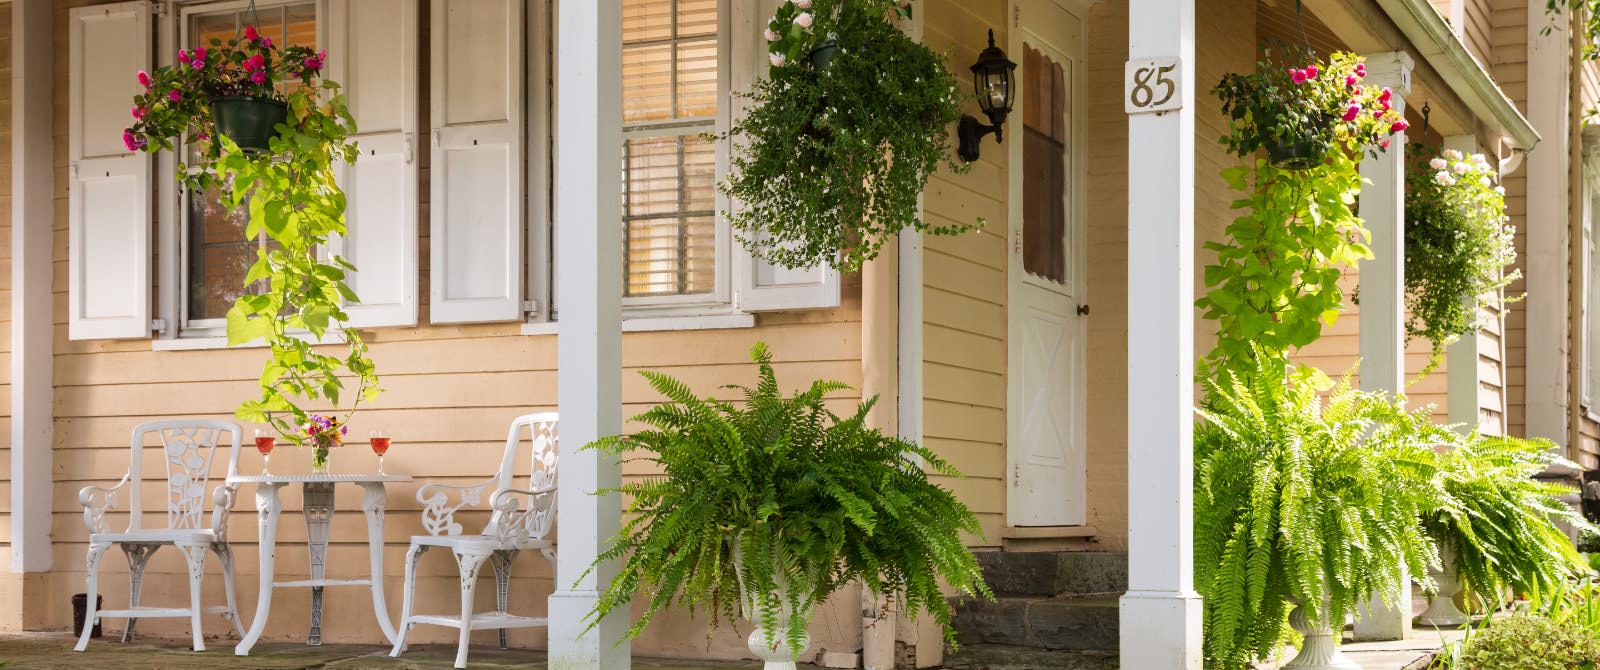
0,632,816,669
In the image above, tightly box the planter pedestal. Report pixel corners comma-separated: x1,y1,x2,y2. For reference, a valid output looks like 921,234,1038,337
1285,601,1359,669
747,626,810,670
1417,556,1468,627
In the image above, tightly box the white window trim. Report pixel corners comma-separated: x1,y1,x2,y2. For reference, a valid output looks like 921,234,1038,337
539,0,737,324
156,0,328,343
1584,160,1600,412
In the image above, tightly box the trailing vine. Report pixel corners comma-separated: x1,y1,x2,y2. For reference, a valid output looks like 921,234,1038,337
1403,148,1519,375
722,0,971,273
125,27,378,442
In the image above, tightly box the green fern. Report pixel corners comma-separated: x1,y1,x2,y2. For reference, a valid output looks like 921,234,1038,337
1195,351,1446,668
581,342,991,656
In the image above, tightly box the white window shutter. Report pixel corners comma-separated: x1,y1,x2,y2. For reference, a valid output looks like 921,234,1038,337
730,0,840,313
68,2,153,341
429,0,525,323
329,0,420,328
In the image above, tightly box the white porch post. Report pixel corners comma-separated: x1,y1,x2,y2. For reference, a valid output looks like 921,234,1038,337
1444,134,1485,431
1120,0,1203,667
1525,2,1571,445
1353,50,1413,642
10,0,55,574
548,0,629,667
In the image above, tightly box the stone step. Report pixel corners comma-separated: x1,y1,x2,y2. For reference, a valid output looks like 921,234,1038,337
976,551,1128,597
952,595,1120,652
941,643,1120,670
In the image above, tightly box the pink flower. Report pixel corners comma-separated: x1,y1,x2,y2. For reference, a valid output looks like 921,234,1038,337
244,25,258,43
1305,64,1318,79
177,49,190,65
770,52,787,67
137,70,151,88
1378,87,1392,102
796,0,812,7
1288,67,1305,83
1341,103,1360,122
303,55,323,71
193,48,206,64
123,131,138,152
1355,62,1367,77
246,53,266,71
1390,119,1409,133
131,105,144,119
251,70,267,85
1380,98,1391,112
168,89,181,102
261,36,273,48
1379,138,1390,150
764,27,780,41
795,12,813,29
1373,110,1383,119
197,132,209,142
1345,74,1358,87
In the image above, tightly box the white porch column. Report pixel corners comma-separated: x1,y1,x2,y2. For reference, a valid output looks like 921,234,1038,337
1120,0,1202,667
10,0,55,574
548,0,628,667
1444,135,1486,431
1353,50,1413,642
1525,2,1571,445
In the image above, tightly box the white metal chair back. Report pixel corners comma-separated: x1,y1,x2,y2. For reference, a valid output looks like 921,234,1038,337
126,420,242,532
483,412,558,542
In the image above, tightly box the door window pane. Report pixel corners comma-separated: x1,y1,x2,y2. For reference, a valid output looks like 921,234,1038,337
1021,45,1068,285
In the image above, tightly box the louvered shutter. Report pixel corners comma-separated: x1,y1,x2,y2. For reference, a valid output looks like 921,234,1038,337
429,0,525,323
731,0,839,312
68,2,153,340
329,0,420,327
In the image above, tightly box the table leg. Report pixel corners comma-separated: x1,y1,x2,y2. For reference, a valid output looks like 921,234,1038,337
360,482,400,646
236,483,283,656
302,482,334,646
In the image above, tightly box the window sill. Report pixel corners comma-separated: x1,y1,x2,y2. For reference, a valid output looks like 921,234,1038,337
151,330,346,352
520,312,755,336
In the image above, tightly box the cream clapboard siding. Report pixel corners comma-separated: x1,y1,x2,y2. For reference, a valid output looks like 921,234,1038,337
920,0,1008,550
0,6,13,567
40,0,863,659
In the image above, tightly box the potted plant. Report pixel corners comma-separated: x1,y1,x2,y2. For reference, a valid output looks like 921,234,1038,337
724,0,972,273
1214,49,1406,170
580,343,991,667
125,27,378,459
1194,351,1445,668
1404,149,1520,375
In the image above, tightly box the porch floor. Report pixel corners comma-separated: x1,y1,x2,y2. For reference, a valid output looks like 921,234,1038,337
0,632,819,669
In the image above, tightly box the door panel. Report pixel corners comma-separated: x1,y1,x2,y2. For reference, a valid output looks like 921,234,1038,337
1007,0,1086,527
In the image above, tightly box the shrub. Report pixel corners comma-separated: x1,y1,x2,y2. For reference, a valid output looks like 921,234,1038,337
1459,615,1600,669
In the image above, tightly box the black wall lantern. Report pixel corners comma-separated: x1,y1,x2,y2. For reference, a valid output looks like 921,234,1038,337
958,29,1016,163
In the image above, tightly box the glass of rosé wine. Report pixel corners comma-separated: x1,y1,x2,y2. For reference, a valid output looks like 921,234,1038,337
369,429,391,475
254,428,276,476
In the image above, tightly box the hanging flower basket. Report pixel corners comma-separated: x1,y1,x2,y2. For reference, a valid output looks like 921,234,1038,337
1264,135,1325,170
208,95,287,153
809,39,839,71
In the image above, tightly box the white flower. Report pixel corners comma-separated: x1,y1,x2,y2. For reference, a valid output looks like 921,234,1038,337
795,11,813,28
1471,153,1489,166
770,52,787,67
1429,157,1447,170
1434,171,1456,186
764,27,780,42
1495,185,1506,195
1479,176,1492,188
1452,162,1470,175
796,0,812,7
1443,148,1462,160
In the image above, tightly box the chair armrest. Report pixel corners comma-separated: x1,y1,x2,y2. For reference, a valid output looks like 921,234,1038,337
78,475,131,535
209,483,239,541
489,485,558,544
417,476,498,536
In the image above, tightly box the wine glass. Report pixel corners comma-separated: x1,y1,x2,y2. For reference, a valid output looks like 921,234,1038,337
369,429,391,475
254,428,276,476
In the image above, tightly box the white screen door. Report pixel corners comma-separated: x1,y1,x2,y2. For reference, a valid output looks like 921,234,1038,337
1007,0,1086,527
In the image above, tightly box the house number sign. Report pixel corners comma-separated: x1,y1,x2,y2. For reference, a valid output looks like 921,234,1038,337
1125,58,1183,115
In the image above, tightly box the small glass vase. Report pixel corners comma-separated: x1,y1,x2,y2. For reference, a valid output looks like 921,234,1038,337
311,445,332,474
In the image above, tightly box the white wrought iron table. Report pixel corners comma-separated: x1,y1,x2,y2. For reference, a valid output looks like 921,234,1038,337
225,473,413,656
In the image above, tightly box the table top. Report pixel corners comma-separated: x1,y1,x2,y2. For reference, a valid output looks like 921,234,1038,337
226,473,413,484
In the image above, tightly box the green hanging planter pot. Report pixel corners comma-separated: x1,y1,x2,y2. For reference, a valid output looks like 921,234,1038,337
209,95,288,152
1265,135,1325,170
810,39,839,72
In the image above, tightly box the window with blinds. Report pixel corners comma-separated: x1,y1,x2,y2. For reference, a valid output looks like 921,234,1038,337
621,0,720,298
183,1,317,324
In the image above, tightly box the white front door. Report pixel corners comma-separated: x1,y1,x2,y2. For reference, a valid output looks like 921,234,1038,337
1007,0,1086,527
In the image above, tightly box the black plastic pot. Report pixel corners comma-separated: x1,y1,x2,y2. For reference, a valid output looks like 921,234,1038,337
1265,136,1325,170
209,95,288,152
810,40,839,72
72,593,102,638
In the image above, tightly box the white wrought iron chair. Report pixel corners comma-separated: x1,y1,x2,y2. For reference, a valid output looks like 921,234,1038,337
74,419,244,652
391,412,558,669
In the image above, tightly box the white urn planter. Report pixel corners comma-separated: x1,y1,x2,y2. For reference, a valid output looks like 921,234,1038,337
1417,546,1468,628
1284,598,1359,670
732,538,815,670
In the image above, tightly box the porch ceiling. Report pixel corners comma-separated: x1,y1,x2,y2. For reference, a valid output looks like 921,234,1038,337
1301,0,1540,150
